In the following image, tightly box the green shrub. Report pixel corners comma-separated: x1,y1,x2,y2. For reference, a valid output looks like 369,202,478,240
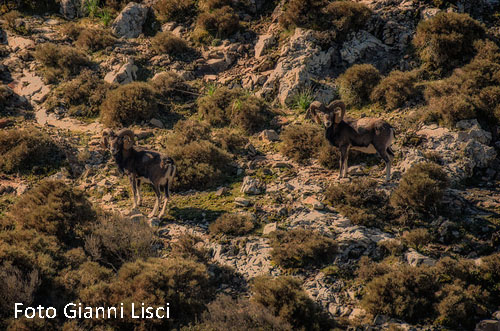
0,129,65,175
1,10,29,35
197,87,271,133
196,6,239,39
166,139,234,191
191,295,292,330
269,229,337,269
390,162,448,218
279,123,324,164
424,40,500,127
402,228,432,250
212,127,249,154
251,276,334,330
79,257,215,328
154,0,196,23
60,22,81,41
34,43,90,83
325,178,391,227
198,0,233,11
5,180,95,245
151,31,190,57
209,213,255,236
361,264,439,323
150,71,191,99
371,70,420,110
279,0,327,30
75,28,116,52
171,118,211,145
324,1,371,34
413,12,485,74
100,82,158,127
44,70,110,118
85,214,159,270
337,64,381,107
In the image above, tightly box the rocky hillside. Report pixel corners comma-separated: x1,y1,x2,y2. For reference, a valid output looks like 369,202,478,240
1,0,500,330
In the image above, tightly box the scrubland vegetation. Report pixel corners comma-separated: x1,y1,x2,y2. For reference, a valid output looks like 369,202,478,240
2,0,500,330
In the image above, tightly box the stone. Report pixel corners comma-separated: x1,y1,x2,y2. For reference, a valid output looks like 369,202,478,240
259,129,279,142
234,197,251,207
241,176,262,195
259,28,336,106
8,36,35,51
150,118,164,128
11,71,50,103
111,2,148,38
405,249,436,267
216,187,229,196
254,34,276,58
475,320,500,331
59,0,86,19
263,222,277,235
104,58,138,84
340,30,389,65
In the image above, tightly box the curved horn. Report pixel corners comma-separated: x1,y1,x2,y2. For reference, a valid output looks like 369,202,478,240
306,101,326,124
118,129,135,150
327,100,346,123
101,128,114,149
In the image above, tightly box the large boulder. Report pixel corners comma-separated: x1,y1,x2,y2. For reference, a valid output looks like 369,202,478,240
340,30,389,65
59,0,86,19
400,120,497,182
111,2,149,39
259,28,336,106
254,33,276,59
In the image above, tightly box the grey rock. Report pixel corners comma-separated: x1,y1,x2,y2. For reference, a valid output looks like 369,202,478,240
259,129,279,142
104,58,137,84
405,249,436,267
254,34,276,58
111,2,148,38
150,118,164,128
234,197,251,207
60,0,86,19
263,222,277,235
241,176,263,195
340,30,389,65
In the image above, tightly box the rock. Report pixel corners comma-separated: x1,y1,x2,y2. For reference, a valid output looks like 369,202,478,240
259,129,279,142
59,0,86,19
340,30,389,65
421,7,441,19
8,36,35,51
111,2,148,38
405,249,436,267
414,122,497,181
16,183,29,196
476,320,500,331
241,176,263,195
104,58,138,84
11,71,50,103
349,308,366,321
263,222,277,235
197,58,230,73
149,217,161,227
0,28,7,44
259,28,336,106
234,197,251,207
254,34,276,58
150,118,164,128
215,187,229,196
493,311,500,320
0,118,13,128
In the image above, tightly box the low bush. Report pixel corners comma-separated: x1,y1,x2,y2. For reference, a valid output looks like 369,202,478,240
44,70,110,118
251,276,334,330
390,162,448,219
6,180,95,245
324,1,371,34
170,118,211,145
212,127,249,154
360,254,500,328
2,10,29,35
196,6,239,39
60,22,81,40
154,0,196,23
198,0,233,12
166,139,234,191
371,70,420,110
0,129,65,175
75,28,116,52
150,71,191,99
413,12,485,74
424,40,500,127
85,214,158,270
191,295,292,330
402,228,432,249
79,257,215,328
151,31,190,57
279,123,324,164
209,213,255,236
325,178,391,227
269,229,337,269
100,82,158,127
337,64,381,107
197,87,271,133
279,0,327,30
34,43,90,83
